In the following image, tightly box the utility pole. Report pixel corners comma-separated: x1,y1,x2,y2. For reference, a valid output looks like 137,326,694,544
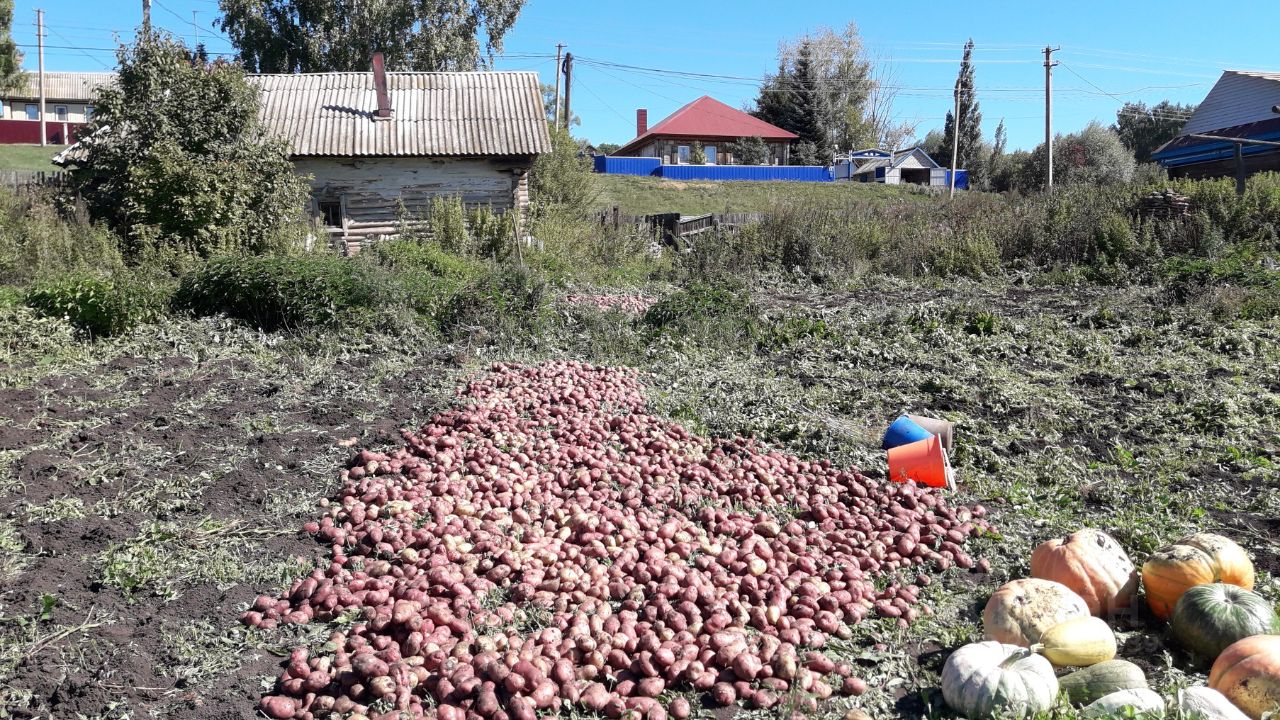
36,9,46,147
142,0,151,32
553,43,564,128
1043,46,1059,191
949,78,960,199
193,10,199,50
562,53,573,132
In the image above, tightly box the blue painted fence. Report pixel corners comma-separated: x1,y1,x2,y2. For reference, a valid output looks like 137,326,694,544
948,170,970,190
594,156,662,176
594,156,833,182
657,164,833,182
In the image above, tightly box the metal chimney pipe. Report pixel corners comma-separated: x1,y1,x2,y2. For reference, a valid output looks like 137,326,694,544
372,52,391,119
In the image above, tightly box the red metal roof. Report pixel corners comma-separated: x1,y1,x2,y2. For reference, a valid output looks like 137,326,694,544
615,96,797,155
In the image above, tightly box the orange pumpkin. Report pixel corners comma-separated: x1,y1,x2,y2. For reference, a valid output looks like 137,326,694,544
1209,635,1280,719
1142,533,1255,621
1030,528,1138,617
1180,533,1255,590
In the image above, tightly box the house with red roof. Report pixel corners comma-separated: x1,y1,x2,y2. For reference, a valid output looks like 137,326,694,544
614,96,798,165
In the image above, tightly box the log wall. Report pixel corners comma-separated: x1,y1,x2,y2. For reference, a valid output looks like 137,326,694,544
294,155,534,253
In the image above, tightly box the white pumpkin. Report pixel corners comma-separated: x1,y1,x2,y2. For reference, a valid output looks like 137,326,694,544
1178,687,1251,720
940,641,1059,719
1083,688,1166,718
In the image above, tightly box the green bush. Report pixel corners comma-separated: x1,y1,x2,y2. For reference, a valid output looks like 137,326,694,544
370,238,481,279
72,31,309,260
435,262,549,339
24,273,170,337
529,124,597,215
644,282,754,330
0,190,124,285
173,253,387,330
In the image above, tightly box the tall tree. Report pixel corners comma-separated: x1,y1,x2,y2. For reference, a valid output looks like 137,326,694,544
992,118,1007,158
72,31,309,258
941,40,983,176
1113,100,1195,163
752,23,877,156
218,0,526,72
789,43,827,147
0,0,24,92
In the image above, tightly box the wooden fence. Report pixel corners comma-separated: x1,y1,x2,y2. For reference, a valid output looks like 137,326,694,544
0,170,69,193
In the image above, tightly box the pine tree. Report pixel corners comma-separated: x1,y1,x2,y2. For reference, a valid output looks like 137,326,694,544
0,0,24,92
941,39,983,175
790,42,828,148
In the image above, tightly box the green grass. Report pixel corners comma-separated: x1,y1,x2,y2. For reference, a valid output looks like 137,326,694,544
0,144,66,172
594,173,935,215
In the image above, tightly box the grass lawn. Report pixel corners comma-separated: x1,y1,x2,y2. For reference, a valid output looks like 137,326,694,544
0,144,66,172
595,173,935,215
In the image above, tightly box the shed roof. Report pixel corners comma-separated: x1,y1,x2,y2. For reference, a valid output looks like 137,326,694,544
615,96,797,155
4,71,114,101
1174,70,1280,136
852,146,939,174
247,71,551,158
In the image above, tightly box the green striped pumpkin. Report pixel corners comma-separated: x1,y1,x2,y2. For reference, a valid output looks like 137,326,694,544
1059,659,1149,705
1171,583,1278,661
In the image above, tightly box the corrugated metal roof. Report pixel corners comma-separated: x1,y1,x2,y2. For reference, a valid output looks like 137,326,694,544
248,71,551,158
615,96,797,155
5,71,114,101
1178,70,1280,136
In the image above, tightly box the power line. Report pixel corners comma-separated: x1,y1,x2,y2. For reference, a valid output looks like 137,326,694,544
45,26,113,70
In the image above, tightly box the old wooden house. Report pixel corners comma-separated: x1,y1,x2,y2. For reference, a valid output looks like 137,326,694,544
249,61,551,252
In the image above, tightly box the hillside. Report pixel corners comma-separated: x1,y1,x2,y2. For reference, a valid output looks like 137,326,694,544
594,173,935,215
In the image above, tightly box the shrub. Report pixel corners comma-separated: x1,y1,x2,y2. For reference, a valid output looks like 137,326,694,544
0,190,123,285
427,196,471,255
644,282,754,330
529,124,597,215
70,31,309,259
24,272,170,337
726,136,770,165
435,262,549,339
370,238,481,279
173,253,387,330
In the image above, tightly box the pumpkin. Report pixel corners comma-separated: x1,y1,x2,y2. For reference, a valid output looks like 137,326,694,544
1180,534,1255,590
1059,659,1148,705
1030,528,1138,617
1082,688,1166,718
1037,616,1117,667
1208,635,1280,719
1143,534,1255,620
1171,584,1278,661
940,641,1059,719
1178,686,1251,720
983,578,1091,647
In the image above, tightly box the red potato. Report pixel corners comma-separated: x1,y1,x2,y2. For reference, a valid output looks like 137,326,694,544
258,695,297,719
248,361,991,720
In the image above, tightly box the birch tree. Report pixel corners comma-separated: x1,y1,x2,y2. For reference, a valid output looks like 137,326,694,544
218,0,526,72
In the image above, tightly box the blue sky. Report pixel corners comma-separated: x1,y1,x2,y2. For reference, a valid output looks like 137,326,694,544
12,0,1280,150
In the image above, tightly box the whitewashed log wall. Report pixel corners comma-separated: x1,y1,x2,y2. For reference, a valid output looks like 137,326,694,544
294,156,533,252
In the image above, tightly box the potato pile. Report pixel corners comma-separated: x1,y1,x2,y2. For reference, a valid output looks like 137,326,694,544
560,293,656,314
248,361,992,720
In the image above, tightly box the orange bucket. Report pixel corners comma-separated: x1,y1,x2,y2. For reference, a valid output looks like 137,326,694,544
886,435,954,489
